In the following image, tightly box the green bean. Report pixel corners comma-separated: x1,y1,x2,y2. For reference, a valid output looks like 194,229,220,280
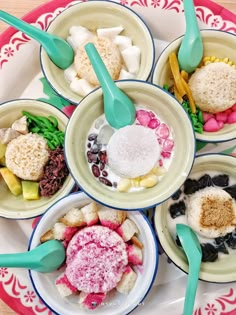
22,111,65,149
36,116,56,132
31,126,40,133
47,141,55,150
48,115,58,128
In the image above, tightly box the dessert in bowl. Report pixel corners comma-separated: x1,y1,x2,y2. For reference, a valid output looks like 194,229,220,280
0,99,75,219
152,29,236,142
40,0,155,105
65,80,195,210
29,191,158,315
154,153,236,283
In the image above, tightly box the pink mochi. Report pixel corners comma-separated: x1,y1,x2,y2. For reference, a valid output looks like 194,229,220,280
203,112,214,123
215,112,228,122
203,118,222,132
227,111,236,124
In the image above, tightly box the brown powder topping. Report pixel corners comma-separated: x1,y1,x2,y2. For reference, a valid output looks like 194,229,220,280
200,196,236,229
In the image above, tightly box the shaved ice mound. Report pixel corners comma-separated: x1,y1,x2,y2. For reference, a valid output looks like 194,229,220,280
107,125,161,178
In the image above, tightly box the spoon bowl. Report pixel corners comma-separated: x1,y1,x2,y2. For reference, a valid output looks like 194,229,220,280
0,10,74,69
0,240,65,273
85,43,136,129
177,0,203,73
176,223,202,315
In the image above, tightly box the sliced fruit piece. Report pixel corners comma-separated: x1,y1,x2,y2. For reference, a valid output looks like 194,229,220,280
22,180,40,200
0,167,22,196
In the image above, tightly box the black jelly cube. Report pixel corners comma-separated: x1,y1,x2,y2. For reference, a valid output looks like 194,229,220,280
198,174,212,190
224,184,236,200
201,243,218,262
183,179,199,195
172,189,182,200
169,201,186,219
212,174,229,187
226,231,236,249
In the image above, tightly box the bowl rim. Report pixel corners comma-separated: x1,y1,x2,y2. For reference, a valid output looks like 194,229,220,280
64,79,196,210
151,28,236,143
154,152,236,283
40,0,155,105
28,191,159,315
0,98,75,220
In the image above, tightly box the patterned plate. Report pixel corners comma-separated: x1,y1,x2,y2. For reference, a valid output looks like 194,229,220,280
0,0,235,314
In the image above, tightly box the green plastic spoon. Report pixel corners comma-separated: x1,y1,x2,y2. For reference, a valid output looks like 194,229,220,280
177,0,203,73
0,10,74,69
85,43,136,129
176,223,202,315
0,240,65,273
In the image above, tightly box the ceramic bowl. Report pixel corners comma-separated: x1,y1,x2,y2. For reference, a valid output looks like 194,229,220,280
0,99,75,219
154,153,236,283
65,80,195,210
152,29,236,142
29,191,158,315
40,0,155,105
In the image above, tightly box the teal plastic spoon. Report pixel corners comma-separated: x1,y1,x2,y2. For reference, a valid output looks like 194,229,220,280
85,43,136,129
0,10,74,69
176,224,202,315
0,240,65,273
177,0,203,73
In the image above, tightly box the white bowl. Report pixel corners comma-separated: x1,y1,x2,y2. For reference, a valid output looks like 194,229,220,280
65,80,196,210
29,191,159,315
154,153,236,283
152,29,236,143
0,99,75,219
40,0,155,105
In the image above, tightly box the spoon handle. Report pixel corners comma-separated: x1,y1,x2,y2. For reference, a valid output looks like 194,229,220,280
0,10,49,46
0,251,37,269
183,260,201,315
183,0,199,32
85,43,117,96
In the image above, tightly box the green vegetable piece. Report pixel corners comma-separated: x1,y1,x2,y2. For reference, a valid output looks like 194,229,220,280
22,181,40,200
163,84,169,91
48,115,58,128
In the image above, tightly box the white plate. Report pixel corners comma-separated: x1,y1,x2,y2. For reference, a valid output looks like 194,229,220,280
0,0,236,314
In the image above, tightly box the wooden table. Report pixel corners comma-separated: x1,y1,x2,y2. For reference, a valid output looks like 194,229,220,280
0,0,235,314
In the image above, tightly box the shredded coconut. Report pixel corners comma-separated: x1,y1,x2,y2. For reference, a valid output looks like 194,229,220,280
107,125,160,178
65,225,128,293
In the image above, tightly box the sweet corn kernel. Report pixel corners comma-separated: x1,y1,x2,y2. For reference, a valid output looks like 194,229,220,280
228,61,233,66
214,58,220,62
117,178,132,192
140,174,158,188
203,56,210,62
210,56,216,61
223,57,229,63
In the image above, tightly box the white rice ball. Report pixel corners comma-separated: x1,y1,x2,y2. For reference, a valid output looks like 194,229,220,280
186,186,236,238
